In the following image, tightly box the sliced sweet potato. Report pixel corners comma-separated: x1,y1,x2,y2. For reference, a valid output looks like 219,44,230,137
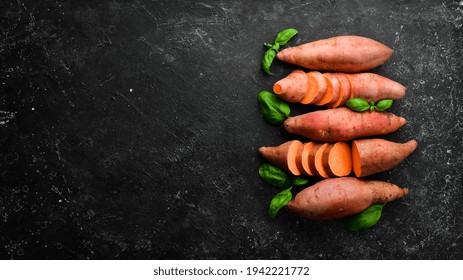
314,75,334,106
301,71,327,104
324,73,342,108
330,73,351,108
322,142,352,177
301,142,314,176
313,143,330,178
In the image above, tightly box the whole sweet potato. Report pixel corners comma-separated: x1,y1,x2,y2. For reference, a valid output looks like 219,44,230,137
286,177,408,220
276,35,393,72
283,107,406,142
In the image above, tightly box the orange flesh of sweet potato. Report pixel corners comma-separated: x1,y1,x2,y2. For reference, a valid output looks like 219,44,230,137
283,107,407,142
300,73,318,104
276,35,394,73
314,76,334,106
349,73,406,102
301,142,314,176
273,69,309,103
259,140,303,176
296,142,314,176
324,73,342,108
308,143,322,177
329,73,351,108
301,71,327,104
286,177,409,220
352,139,418,177
314,143,330,178
322,142,352,177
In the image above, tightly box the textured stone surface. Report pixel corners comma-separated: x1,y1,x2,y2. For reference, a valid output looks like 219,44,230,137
0,0,462,259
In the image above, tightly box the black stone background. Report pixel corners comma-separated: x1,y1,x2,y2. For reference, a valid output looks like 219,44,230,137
1,0,463,260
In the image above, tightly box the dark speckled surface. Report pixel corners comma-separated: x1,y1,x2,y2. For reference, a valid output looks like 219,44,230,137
1,0,463,259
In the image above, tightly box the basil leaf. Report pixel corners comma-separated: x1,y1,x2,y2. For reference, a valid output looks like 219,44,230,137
262,48,276,75
346,98,371,112
257,90,290,124
258,163,288,187
269,187,292,219
264,43,273,48
375,99,393,112
344,203,386,231
291,177,309,186
274,28,298,46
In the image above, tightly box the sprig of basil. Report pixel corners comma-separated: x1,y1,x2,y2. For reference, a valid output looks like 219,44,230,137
269,187,292,219
346,98,393,112
258,163,309,188
262,28,298,75
343,203,386,231
257,90,290,124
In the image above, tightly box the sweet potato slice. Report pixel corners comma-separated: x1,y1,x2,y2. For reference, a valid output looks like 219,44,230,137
312,143,330,178
301,142,314,176
329,73,351,108
352,139,418,177
324,73,342,108
259,140,303,176
301,71,327,104
314,75,334,106
322,142,352,177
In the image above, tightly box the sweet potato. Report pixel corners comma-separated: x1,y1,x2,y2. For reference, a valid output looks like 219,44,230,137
286,177,408,220
283,107,407,142
296,142,314,176
326,73,351,108
349,73,406,102
322,142,352,177
273,71,405,107
313,74,335,106
259,140,303,176
301,71,326,104
276,35,393,73
313,143,330,178
273,69,308,103
352,139,418,177
322,73,341,107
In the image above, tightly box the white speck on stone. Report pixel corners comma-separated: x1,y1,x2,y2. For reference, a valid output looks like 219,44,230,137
129,89,133,92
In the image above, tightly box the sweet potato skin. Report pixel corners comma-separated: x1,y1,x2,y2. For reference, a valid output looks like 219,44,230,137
283,107,407,142
286,177,408,220
276,36,393,73
273,69,308,103
350,73,406,102
352,139,418,177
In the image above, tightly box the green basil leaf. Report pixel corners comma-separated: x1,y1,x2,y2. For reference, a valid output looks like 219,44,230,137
274,28,299,46
257,90,290,124
344,203,386,231
291,177,309,186
375,99,394,112
264,43,273,49
262,48,276,75
269,187,292,219
346,98,371,112
258,163,288,187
